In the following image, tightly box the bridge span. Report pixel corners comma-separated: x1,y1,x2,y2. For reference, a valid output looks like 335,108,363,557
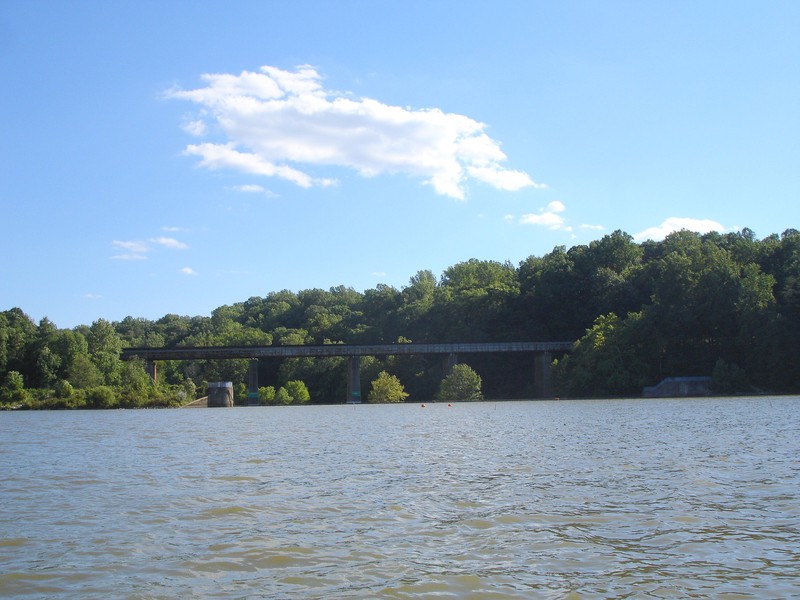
122,341,574,403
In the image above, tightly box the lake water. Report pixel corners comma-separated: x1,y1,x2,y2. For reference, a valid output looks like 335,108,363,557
1,397,799,599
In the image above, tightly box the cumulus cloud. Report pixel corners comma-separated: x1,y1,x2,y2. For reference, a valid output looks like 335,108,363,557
519,200,568,230
633,217,727,242
182,119,207,137
180,267,198,276
166,65,543,200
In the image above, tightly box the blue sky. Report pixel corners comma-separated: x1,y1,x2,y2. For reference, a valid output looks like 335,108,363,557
2,1,798,328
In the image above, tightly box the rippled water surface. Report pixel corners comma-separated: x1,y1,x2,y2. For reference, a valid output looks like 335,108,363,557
2,397,799,598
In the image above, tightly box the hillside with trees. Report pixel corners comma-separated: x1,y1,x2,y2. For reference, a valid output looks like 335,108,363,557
2,228,798,408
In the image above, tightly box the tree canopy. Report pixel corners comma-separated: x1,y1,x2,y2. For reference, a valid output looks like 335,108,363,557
2,227,799,407
437,364,483,402
368,371,409,403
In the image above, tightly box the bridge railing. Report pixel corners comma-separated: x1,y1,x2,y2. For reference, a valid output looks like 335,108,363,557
121,341,574,361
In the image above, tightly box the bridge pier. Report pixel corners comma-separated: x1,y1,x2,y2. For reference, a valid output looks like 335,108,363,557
533,351,553,398
347,356,362,403
443,353,458,375
122,341,573,403
145,360,157,383
247,359,260,405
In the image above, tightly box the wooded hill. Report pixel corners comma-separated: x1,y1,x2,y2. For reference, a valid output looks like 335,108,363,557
2,228,798,407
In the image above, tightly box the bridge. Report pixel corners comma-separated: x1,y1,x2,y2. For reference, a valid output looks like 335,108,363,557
121,341,574,403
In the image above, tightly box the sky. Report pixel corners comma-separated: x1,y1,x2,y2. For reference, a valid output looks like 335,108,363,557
1,1,798,328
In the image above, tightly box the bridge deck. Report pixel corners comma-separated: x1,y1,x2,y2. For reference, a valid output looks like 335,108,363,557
122,341,573,361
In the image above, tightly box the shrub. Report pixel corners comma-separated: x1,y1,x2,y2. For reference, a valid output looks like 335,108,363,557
259,386,276,405
85,386,118,409
54,379,74,399
368,371,409,403
275,387,292,405
285,380,310,404
437,364,483,402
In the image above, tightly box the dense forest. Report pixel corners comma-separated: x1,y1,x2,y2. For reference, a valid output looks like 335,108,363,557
2,228,799,409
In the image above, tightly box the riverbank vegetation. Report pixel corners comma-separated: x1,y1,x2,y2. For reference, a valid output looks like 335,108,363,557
2,228,798,408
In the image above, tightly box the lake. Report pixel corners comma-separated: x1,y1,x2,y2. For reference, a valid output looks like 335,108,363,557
1,397,799,598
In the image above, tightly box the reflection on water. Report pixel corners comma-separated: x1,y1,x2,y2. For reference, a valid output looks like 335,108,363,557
1,397,799,598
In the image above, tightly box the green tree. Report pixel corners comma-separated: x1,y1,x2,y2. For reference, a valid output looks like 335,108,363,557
436,259,519,341
67,353,104,389
87,319,123,384
259,385,276,405
554,312,651,397
1,308,36,376
85,385,117,409
368,371,409,403
275,386,292,405
54,379,74,399
285,380,311,404
35,346,61,388
181,378,197,403
711,359,749,394
52,329,90,381
118,358,152,407
437,364,482,402
1,370,30,406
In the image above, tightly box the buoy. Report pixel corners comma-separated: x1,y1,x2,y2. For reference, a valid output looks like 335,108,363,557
421,403,426,408
448,403,453,407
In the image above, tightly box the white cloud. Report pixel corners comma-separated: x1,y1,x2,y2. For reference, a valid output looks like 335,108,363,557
231,183,278,197
182,119,207,137
234,184,267,193
520,212,564,228
519,200,568,230
633,217,727,242
150,236,188,250
111,253,147,260
111,240,148,260
180,267,198,276
112,240,149,254
167,65,544,200
84,293,103,299
112,236,188,259
580,223,605,231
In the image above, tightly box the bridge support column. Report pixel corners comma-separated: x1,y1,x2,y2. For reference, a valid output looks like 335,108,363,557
145,360,157,383
347,356,362,403
247,359,260,405
533,352,553,398
443,353,458,375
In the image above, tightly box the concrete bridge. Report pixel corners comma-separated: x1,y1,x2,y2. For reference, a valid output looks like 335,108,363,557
121,341,573,403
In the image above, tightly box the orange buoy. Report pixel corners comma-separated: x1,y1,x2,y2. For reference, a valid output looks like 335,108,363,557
421,403,426,408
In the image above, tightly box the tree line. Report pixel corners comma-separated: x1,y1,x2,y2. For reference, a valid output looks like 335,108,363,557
1,228,798,408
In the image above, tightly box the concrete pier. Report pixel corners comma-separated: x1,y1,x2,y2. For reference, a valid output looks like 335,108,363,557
247,359,260,405
207,382,234,407
346,356,361,403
